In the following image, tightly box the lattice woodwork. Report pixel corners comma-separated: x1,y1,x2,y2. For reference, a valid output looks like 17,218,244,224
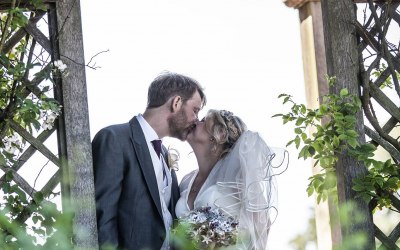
0,1,97,248
0,4,63,218
356,2,400,249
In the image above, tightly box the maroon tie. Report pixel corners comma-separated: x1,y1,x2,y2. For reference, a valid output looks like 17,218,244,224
151,139,168,185
151,139,162,158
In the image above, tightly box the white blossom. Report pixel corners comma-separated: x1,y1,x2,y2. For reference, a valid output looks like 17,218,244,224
202,235,212,244
2,134,22,155
42,122,53,130
46,112,57,124
4,143,17,154
42,111,59,130
54,60,67,72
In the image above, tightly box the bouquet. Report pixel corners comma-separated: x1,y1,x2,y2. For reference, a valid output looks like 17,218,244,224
173,206,238,249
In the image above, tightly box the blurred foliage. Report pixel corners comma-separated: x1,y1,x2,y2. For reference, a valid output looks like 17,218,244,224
288,208,317,250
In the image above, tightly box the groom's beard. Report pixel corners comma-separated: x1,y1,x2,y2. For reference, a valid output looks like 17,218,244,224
168,108,191,141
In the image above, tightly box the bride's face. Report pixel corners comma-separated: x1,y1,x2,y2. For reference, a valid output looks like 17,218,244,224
187,117,213,148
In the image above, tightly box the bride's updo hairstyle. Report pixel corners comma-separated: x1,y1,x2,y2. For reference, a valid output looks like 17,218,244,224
205,109,247,159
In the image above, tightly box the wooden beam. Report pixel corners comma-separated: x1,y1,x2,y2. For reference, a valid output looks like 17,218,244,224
55,0,98,248
297,2,341,249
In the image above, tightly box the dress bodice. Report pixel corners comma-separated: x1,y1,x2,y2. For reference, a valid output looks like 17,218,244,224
175,169,239,219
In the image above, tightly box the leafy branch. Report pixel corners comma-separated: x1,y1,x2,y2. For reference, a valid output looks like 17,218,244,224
274,82,399,212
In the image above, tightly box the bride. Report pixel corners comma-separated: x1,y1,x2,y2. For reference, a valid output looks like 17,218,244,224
175,109,283,249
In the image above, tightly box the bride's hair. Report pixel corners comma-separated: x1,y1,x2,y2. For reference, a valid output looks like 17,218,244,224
205,109,247,159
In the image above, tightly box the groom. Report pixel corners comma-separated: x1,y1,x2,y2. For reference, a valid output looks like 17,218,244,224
92,72,206,250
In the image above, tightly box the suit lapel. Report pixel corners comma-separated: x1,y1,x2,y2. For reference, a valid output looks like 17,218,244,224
129,117,163,218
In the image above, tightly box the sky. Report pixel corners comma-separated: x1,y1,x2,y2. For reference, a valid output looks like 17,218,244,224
80,1,315,249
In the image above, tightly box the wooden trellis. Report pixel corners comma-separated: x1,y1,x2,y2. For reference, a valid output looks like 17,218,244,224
285,0,400,249
0,0,96,248
357,2,400,249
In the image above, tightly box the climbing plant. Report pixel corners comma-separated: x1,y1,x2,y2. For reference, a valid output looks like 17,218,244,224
0,1,73,248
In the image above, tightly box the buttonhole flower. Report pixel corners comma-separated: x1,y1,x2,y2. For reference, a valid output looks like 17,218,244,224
167,147,180,171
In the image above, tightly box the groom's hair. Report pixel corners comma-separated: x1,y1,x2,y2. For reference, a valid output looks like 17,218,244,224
146,71,206,109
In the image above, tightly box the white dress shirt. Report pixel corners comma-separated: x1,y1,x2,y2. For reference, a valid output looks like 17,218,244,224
137,114,172,249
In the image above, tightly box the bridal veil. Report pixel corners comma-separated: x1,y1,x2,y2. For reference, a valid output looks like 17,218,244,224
210,130,288,250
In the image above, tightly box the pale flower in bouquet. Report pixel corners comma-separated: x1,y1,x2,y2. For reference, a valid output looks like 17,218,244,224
172,206,238,249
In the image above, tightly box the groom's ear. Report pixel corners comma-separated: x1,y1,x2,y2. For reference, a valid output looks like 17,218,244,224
170,95,183,113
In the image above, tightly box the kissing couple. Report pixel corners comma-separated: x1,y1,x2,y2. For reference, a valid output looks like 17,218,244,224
92,71,285,250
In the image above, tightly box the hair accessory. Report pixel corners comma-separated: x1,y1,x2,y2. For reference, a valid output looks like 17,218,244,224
219,110,239,142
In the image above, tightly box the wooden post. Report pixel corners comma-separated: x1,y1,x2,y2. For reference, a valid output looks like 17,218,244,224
55,0,98,249
320,0,375,248
283,1,339,249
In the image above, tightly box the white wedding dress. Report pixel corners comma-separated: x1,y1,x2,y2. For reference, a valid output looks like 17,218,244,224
176,131,286,250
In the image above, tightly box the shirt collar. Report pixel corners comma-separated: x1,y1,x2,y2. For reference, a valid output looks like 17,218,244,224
137,114,161,142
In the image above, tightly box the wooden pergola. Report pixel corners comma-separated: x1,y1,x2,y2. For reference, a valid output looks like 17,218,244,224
1,0,400,249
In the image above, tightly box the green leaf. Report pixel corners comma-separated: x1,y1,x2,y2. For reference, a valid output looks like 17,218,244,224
308,146,316,156
6,171,13,181
345,130,359,138
319,104,328,114
348,138,359,149
283,96,290,104
286,139,295,147
301,133,308,142
320,157,331,168
340,88,349,97
34,192,44,203
294,127,302,134
352,185,365,192
32,119,41,131
0,153,6,166
300,105,306,114
295,136,301,149
307,186,314,197
295,117,305,126
331,136,339,148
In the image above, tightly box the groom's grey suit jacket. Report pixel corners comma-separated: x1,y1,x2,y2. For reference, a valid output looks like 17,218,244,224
92,116,180,250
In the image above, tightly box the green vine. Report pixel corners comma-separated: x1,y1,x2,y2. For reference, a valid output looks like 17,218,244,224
274,78,399,213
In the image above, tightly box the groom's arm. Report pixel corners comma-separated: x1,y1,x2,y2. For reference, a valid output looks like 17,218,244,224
92,126,124,249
